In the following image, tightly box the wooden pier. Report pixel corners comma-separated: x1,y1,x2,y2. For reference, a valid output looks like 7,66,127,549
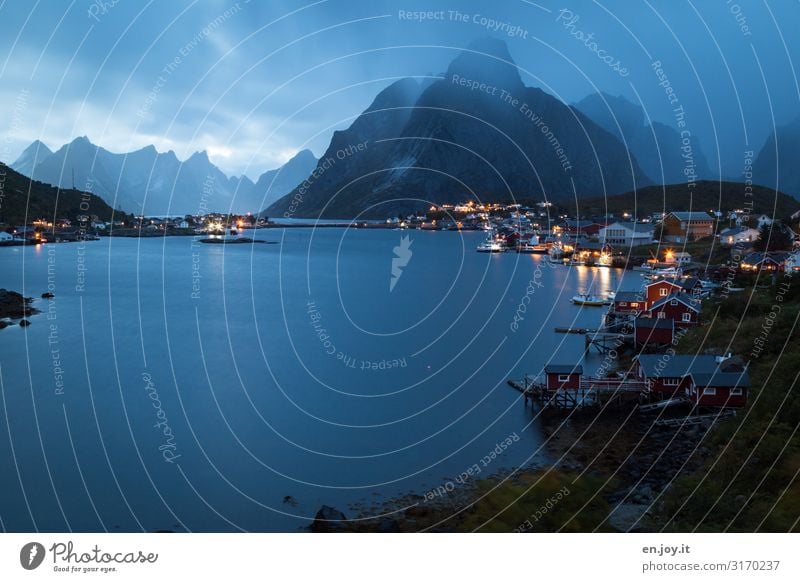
509,375,647,410
584,331,632,354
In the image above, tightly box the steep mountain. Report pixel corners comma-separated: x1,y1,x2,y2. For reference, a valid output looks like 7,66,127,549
12,137,316,215
253,149,317,213
752,117,800,197
268,38,650,218
11,140,53,177
574,92,711,184
0,162,126,226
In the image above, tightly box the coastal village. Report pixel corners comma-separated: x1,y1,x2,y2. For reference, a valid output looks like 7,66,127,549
3,199,799,419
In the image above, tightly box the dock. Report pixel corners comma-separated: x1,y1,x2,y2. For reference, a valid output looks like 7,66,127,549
554,327,598,334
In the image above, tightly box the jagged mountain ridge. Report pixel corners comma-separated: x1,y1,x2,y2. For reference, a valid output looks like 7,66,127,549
268,38,651,218
573,92,711,185
12,137,317,215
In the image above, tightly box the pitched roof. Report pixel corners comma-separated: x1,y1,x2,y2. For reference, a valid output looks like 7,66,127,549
690,370,750,388
635,354,720,378
668,212,713,221
614,291,643,302
635,317,674,330
603,221,655,234
649,292,701,312
743,251,790,265
544,364,583,375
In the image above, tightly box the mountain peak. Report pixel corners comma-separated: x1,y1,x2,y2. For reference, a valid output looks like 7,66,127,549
187,150,210,163
11,140,54,176
446,37,522,90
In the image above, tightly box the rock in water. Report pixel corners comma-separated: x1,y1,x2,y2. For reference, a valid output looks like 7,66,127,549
310,505,348,532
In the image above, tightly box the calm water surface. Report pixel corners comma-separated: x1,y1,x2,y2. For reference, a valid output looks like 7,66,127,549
0,229,640,531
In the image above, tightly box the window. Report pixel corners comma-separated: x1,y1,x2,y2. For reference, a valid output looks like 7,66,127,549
682,313,692,322
670,299,678,306
731,387,743,396
704,387,717,395
619,302,627,307
659,288,668,296
657,312,666,319
664,378,680,386
631,302,639,308
558,374,570,382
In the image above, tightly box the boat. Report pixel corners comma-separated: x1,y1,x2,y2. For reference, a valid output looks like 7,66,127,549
633,262,655,272
571,293,612,306
517,242,548,253
476,233,505,253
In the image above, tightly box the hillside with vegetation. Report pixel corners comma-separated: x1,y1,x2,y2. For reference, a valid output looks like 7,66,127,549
0,162,125,226
577,181,800,220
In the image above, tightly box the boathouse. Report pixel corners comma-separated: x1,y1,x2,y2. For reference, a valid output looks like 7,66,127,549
634,317,674,348
687,370,749,407
633,354,748,407
645,292,700,327
612,291,645,315
544,365,583,390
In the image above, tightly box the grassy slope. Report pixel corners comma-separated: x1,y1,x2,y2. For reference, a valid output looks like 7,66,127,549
576,181,800,220
0,162,125,225
657,275,800,531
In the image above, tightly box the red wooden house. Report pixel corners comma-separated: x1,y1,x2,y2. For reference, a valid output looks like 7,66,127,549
634,354,748,406
612,291,646,315
644,279,685,309
544,365,583,390
634,317,674,348
634,354,699,398
687,371,749,407
646,292,700,327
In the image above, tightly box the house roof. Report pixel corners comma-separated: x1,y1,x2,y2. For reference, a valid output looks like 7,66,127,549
645,278,684,289
603,221,655,234
635,317,674,330
668,212,713,221
649,292,701,312
614,291,643,302
720,226,757,236
635,354,720,378
690,370,750,388
743,251,790,265
661,277,702,290
544,364,583,375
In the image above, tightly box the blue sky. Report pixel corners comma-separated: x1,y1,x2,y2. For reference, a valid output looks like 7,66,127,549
1,0,799,180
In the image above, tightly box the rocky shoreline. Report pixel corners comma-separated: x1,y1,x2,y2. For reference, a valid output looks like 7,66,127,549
312,405,718,533
0,288,40,329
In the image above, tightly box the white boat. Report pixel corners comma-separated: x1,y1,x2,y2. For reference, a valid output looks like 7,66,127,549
477,233,505,253
571,293,611,306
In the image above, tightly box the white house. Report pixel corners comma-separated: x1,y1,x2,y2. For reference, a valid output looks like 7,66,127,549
719,226,760,247
757,214,774,228
599,221,655,247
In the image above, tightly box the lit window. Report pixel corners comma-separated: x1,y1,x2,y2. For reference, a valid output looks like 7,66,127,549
660,288,668,296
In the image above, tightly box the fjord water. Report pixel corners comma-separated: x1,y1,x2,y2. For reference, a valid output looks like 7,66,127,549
0,229,637,532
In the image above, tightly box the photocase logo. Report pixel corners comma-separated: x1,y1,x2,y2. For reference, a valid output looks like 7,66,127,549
389,235,413,292
20,542,45,570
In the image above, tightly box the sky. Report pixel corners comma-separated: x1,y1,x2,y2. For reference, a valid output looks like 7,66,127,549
1,0,799,180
